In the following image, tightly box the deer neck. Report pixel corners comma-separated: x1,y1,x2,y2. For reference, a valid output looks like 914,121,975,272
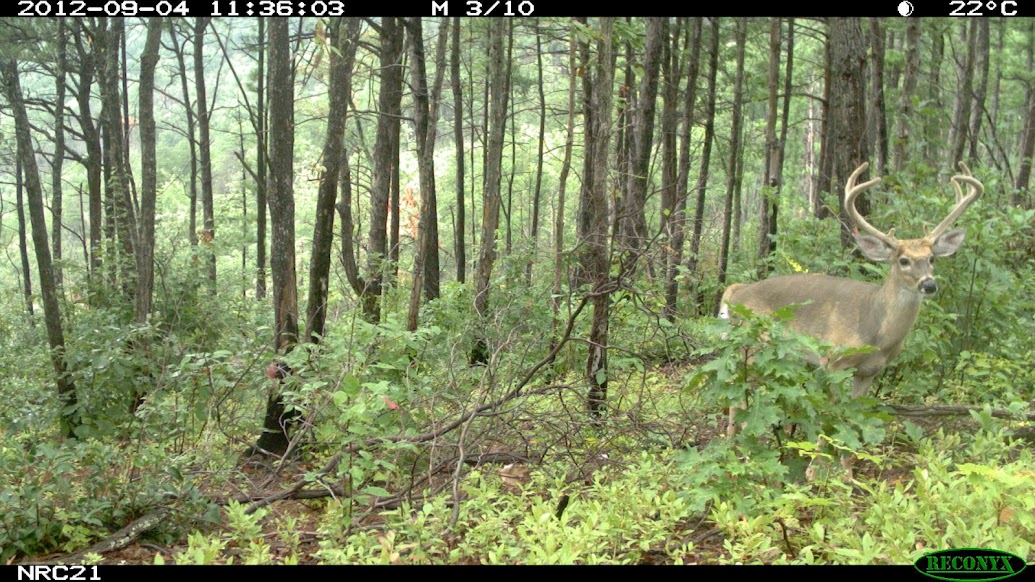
872,275,924,349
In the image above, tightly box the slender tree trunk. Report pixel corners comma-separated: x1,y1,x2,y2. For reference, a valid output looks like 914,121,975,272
71,22,103,280
256,17,267,300
895,18,920,172
950,21,976,165
582,18,614,415
16,161,34,324
255,18,299,457
966,19,990,162
688,18,720,313
715,19,747,315
307,18,359,342
664,17,702,320
553,29,577,317
168,22,199,250
52,23,66,294
619,17,664,260
363,17,404,322
135,18,162,327
868,17,889,175
98,18,136,293
471,18,511,365
758,18,781,274
924,24,945,165
527,21,547,285
452,17,466,284
405,17,441,331
195,17,216,293
2,58,79,438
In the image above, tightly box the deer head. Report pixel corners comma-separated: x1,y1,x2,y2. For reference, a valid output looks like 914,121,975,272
845,161,983,298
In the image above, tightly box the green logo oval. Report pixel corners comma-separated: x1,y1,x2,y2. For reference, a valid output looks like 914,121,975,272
915,548,1027,582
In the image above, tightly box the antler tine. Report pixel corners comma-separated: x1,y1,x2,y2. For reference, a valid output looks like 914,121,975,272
927,161,984,241
844,162,897,247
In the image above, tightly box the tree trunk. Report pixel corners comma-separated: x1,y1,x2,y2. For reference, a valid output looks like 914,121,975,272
868,17,889,175
255,18,299,457
256,17,267,300
758,18,781,275
688,18,720,313
619,17,664,259
2,58,79,438
582,18,615,415
51,22,66,294
527,21,547,285
966,19,990,162
553,28,577,317
135,18,162,326
98,18,136,294
307,18,359,343
829,17,869,248
924,23,945,166
664,17,702,320
405,17,441,331
363,17,404,323
194,17,216,293
895,18,920,172
16,161,34,324
950,21,976,166
452,17,466,284
471,19,512,365
71,21,103,281
168,21,199,251
715,19,747,315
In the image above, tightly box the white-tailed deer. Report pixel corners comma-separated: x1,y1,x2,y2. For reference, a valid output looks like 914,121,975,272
720,162,983,450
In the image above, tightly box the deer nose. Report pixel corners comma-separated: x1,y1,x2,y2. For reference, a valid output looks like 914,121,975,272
919,278,938,295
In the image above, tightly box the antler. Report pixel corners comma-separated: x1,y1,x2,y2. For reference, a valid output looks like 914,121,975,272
844,162,897,248
927,161,984,241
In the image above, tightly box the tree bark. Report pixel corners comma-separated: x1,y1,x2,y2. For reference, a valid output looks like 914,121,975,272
452,17,466,284
966,19,990,162
71,21,103,280
194,17,216,293
471,18,511,364
256,17,267,300
255,18,299,457
135,18,162,326
16,161,34,324
688,18,720,313
51,22,67,294
828,17,869,248
307,18,359,343
363,17,404,323
405,17,441,331
2,58,79,438
715,19,747,315
582,18,614,415
664,17,702,320
895,18,919,172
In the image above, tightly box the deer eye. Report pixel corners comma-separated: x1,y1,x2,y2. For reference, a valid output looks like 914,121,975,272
928,256,935,265
899,257,910,266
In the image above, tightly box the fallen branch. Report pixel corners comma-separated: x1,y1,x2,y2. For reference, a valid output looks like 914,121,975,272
44,509,169,565
887,403,1035,422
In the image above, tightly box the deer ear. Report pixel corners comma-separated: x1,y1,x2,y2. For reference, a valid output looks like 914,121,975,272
855,234,894,261
932,228,965,257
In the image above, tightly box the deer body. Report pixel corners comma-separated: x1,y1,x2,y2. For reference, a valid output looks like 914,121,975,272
723,272,922,397
721,162,982,444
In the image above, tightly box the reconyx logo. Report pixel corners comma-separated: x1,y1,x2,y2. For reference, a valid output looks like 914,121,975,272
915,548,1027,581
